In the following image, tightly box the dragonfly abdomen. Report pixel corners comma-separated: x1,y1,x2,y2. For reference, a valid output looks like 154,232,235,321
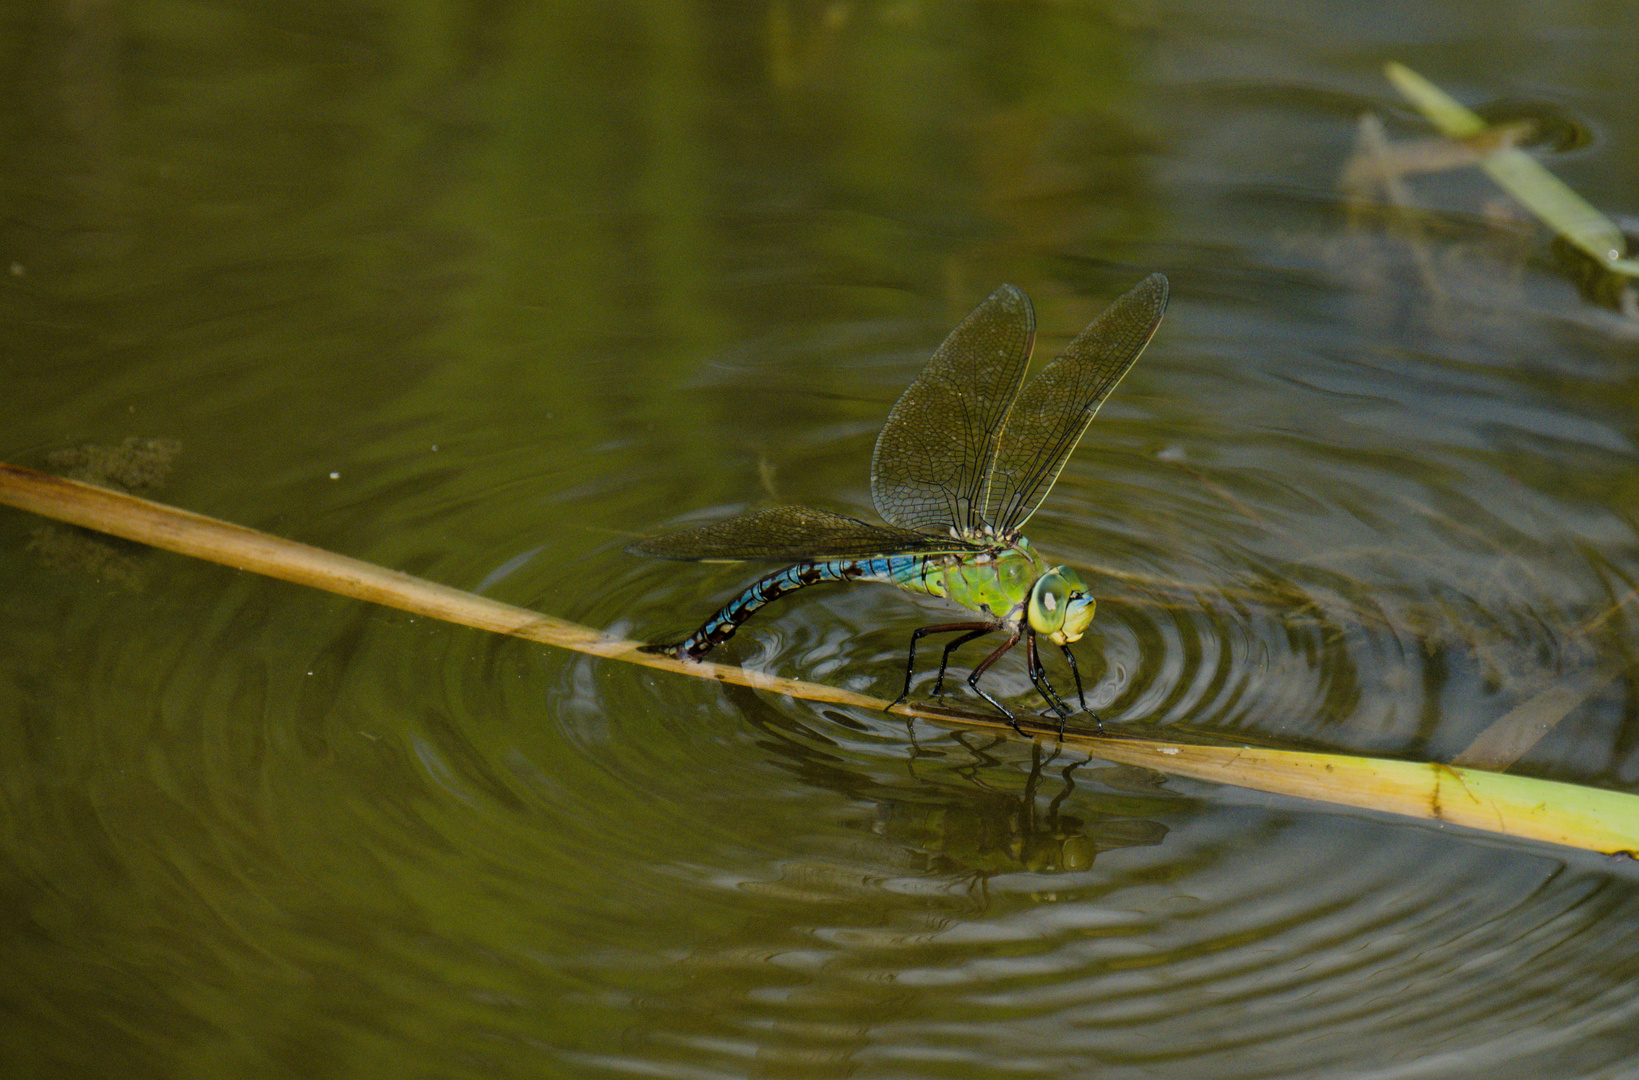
666,555,922,659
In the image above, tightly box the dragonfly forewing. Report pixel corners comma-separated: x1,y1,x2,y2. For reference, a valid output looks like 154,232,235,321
984,272,1168,532
869,284,1035,537
626,505,981,563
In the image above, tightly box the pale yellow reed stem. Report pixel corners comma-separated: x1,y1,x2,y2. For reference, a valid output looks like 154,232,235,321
1,463,1633,857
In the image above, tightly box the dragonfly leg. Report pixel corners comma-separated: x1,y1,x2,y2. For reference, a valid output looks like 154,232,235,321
1024,632,1073,737
933,627,996,696
890,621,996,708
1058,643,1102,734
967,628,1028,736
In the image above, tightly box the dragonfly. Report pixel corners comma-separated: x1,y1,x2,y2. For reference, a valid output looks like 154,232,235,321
629,273,1169,734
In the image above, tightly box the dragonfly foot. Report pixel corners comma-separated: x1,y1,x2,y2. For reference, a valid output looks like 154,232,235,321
1033,703,1074,737
639,642,691,661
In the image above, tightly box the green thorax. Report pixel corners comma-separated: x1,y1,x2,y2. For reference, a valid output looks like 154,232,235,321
891,535,1048,626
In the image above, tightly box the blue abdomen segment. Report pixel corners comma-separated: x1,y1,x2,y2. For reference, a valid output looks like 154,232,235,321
665,556,925,659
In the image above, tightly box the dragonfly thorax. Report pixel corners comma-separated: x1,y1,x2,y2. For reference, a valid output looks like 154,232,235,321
949,522,1014,546
1027,565,1097,645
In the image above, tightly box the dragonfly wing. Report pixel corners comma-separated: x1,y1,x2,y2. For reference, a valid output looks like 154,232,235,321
627,505,980,562
870,285,1035,536
985,273,1168,533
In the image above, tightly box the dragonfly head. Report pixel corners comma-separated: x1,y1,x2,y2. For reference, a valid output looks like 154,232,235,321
1028,566,1097,645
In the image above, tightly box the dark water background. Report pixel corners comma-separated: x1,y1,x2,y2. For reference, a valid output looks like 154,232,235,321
4,1,1639,1077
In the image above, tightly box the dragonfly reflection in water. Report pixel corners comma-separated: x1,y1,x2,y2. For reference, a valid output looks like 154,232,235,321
630,274,1169,734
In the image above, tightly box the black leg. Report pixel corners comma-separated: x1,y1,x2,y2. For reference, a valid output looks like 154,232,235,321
967,628,1026,735
933,628,994,695
889,621,995,709
1058,643,1087,710
1024,632,1072,737
1058,643,1102,734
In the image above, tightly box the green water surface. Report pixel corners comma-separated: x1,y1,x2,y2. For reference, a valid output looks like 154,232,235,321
3,2,1638,1077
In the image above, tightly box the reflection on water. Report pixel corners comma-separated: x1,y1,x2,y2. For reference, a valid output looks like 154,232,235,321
4,0,1639,1078
882,741,1171,879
